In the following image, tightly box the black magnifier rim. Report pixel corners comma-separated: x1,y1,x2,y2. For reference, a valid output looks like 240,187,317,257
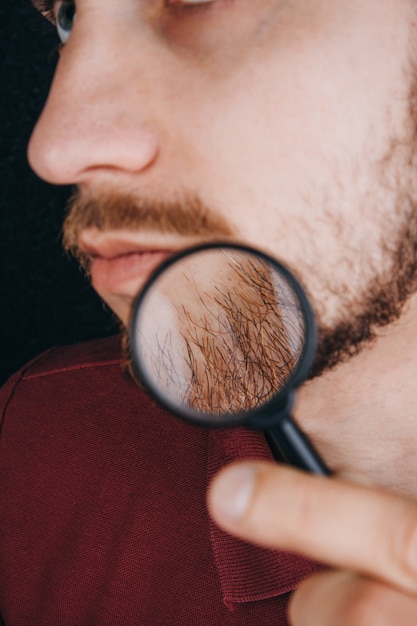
130,241,317,429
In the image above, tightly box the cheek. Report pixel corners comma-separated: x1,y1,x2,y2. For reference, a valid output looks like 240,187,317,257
168,6,412,217
159,0,289,58
169,0,412,164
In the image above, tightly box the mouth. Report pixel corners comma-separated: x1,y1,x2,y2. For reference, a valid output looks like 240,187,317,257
90,250,173,296
78,230,176,302
76,228,234,324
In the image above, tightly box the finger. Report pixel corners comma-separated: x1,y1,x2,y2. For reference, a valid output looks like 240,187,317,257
289,571,417,626
207,461,417,594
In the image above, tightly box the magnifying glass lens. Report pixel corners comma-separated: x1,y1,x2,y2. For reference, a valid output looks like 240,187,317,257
131,244,314,426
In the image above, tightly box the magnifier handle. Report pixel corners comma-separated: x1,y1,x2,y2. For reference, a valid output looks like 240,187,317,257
264,416,331,476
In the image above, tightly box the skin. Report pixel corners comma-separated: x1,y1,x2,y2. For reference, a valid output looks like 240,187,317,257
28,0,417,622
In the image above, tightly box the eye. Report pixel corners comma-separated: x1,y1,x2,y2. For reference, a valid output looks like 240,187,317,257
56,0,76,44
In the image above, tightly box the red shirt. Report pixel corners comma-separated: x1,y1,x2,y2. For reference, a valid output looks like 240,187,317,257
0,336,320,625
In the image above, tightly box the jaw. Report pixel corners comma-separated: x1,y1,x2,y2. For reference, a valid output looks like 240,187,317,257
293,292,417,499
96,290,132,328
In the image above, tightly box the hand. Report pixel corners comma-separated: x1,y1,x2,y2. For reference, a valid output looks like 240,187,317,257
207,462,417,625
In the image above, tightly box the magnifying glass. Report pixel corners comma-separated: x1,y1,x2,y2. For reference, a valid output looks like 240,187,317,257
130,242,330,476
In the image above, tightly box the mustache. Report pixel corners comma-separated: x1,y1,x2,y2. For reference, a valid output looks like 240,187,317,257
62,188,234,268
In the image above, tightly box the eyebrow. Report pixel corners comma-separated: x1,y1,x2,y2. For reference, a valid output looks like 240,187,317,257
31,0,55,12
29,0,56,25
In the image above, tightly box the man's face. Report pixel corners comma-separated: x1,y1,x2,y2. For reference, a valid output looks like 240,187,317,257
29,0,417,373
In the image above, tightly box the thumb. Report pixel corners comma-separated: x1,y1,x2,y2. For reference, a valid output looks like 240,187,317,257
207,461,417,596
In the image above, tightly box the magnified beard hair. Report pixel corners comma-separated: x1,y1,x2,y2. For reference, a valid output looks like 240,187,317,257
147,257,304,416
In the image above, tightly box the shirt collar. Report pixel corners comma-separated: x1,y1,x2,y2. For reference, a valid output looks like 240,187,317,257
207,427,323,607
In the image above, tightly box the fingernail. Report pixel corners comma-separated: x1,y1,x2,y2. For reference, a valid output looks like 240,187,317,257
211,464,256,523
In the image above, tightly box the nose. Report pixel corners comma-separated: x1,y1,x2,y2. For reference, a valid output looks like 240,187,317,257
28,17,160,186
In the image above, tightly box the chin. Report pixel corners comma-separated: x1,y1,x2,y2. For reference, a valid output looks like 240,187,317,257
98,293,131,328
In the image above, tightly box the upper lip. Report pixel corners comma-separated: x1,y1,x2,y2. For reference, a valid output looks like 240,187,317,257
77,229,233,262
78,230,178,260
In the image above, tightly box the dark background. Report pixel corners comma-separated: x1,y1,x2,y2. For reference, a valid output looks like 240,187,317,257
0,0,117,385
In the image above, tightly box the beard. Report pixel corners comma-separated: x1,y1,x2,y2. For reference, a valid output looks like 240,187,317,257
130,248,307,418
62,74,417,387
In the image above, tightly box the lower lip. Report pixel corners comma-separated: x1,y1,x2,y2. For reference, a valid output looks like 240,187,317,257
90,251,172,296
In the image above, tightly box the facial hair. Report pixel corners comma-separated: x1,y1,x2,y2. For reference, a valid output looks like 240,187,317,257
131,249,305,417
63,189,234,272
62,66,417,383
309,61,417,377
